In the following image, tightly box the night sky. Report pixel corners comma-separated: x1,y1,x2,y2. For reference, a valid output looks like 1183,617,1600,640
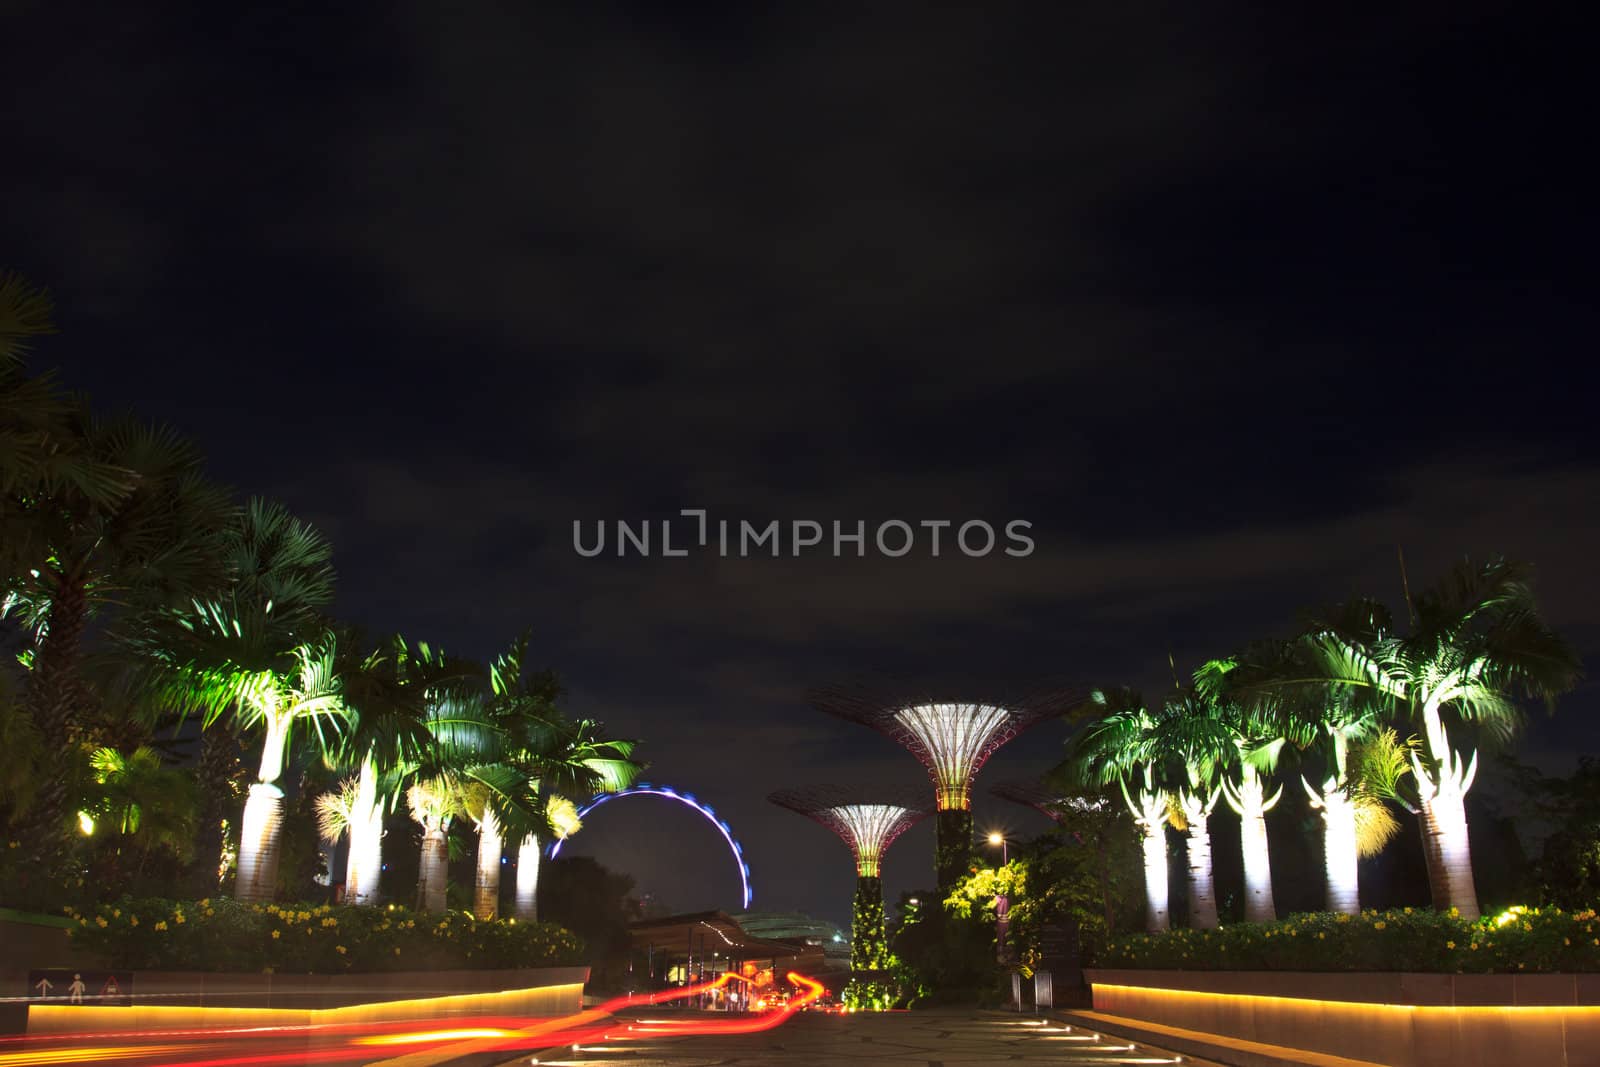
6,4,1596,927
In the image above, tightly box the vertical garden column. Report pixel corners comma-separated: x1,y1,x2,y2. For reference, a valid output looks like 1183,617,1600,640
852,875,888,970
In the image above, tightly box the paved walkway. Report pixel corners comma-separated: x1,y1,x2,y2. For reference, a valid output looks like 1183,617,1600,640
502,1009,1210,1066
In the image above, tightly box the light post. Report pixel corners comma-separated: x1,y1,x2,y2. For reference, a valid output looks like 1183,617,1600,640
987,832,1011,963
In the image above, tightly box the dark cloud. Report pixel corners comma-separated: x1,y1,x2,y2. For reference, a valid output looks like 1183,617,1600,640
4,2,1595,924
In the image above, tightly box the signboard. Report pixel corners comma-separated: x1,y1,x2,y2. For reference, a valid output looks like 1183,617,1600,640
27,970,133,1007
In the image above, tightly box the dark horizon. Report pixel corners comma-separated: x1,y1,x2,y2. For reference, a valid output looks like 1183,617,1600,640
5,3,1595,926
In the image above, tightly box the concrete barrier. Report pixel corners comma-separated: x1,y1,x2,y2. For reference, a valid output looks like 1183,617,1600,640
1084,968,1600,1067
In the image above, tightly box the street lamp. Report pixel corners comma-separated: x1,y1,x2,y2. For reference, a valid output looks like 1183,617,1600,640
986,832,1010,963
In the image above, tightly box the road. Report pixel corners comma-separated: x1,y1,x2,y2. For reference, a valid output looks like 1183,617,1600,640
492,1009,1202,1067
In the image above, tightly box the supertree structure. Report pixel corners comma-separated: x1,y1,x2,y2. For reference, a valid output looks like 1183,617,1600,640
812,685,1077,890
769,787,931,972
990,780,1109,822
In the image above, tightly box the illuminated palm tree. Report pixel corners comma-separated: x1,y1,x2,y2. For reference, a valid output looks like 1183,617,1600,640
407,775,462,914
1060,689,1172,932
1146,691,1265,929
1208,621,1391,916
84,745,199,882
1190,662,1293,923
317,636,459,906
469,638,642,920
136,502,344,902
1227,560,1580,918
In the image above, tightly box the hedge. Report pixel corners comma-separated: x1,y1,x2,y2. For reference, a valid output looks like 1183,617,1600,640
66,897,584,973
1098,906,1600,973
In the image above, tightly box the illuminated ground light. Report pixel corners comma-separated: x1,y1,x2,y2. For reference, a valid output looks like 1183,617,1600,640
548,784,752,908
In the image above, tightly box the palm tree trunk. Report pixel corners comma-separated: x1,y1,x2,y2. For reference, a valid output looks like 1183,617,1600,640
17,576,90,875
1185,813,1219,929
342,757,384,906
235,783,285,903
513,832,541,921
1138,815,1170,933
473,809,503,920
1321,787,1360,915
1236,776,1277,923
234,714,291,903
1417,805,1448,909
1421,790,1480,919
188,725,238,897
417,824,449,913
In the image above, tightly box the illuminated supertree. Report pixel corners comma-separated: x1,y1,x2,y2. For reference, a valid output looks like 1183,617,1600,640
769,787,931,972
990,780,1109,822
812,686,1077,890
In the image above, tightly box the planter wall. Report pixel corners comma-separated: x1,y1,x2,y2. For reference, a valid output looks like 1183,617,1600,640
27,966,589,1037
1084,968,1600,1067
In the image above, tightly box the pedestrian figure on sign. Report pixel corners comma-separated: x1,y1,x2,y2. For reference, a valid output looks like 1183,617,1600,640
68,974,86,1004
32,977,53,998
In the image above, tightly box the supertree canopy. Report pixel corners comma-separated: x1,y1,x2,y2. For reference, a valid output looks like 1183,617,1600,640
991,780,1110,822
769,787,930,973
812,685,1076,889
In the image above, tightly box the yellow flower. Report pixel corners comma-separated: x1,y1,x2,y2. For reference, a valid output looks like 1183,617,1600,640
154,921,168,931
1317,932,1326,940
1470,943,1479,951
1449,907,1460,917
1565,938,1571,946
174,913,185,925
112,909,121,918
1447,941,1456,949
335,945,347,955
129,916,139,927
271,930,281,939
96,917,108,928
1404,907,1413,915
1374,921,1387,930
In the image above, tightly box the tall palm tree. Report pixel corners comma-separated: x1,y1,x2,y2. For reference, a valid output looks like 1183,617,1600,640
3,413,231,866
315,635,454,906
1227,560,1581,918
1060,689,1172,932
1148,694,1227,929
478,638,641,921
1149,689,1286,927
135,502,344,903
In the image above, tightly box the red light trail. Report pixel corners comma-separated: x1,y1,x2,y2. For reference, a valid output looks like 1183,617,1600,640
0,970,826,1066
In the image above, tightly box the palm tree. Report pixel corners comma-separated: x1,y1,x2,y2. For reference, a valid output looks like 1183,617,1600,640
3,413,231,866
136,503,345,903
1060,689,1172,932
83,745,199,884
407,775,462,914
0,271,133,511
478,638,641,921
315,635,454,906
1226,561,1581,918
1146,693,1235,928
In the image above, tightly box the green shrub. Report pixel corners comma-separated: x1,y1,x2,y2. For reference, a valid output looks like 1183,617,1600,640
65,897,584,973
1098,905,1600,973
